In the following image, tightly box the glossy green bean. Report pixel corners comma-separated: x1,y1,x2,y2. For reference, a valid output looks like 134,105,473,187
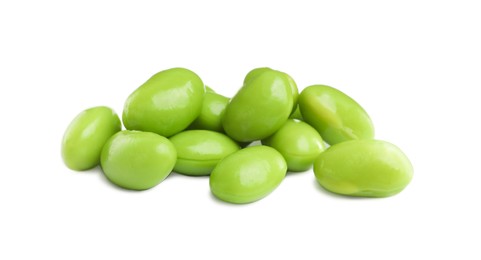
62,106,121,171
222,69,296,142
262,119,325,171
313,140,413,197
101,131,177,190
299,85,374,145
170,130,240,176
210,146,287,204
123,67,205,137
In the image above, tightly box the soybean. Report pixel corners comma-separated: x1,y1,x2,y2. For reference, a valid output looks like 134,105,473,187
62,106,121,171
210,146,287,204
189,92,229,132
313,139,413,197
262,119,325,172
101,130,177,190
122,67,205,137
169,130,240,176
222,68,296,142
61,67,413,201
243,67,299,113
299,85,374,145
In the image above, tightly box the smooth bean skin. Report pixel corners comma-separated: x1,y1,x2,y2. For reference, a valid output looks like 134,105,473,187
313,140,413,197
189,92,229,132
243,67,298,113
262,119,325,172
101,131,176,190
222,69,294,142
210,146,287,204
122,67,205,137
169,130,240,176
299,85,374,145
62,106,121,171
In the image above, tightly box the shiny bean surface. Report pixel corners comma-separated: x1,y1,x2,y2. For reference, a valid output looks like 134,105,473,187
299,85,374,145
62,106,121,171
123,67,205,137
189,92,229,132
262,119,325,172
210,146,287,204
243,67,298,113
101,131,177,190
314,139,413,197
222,68,295,142
170,130,240,176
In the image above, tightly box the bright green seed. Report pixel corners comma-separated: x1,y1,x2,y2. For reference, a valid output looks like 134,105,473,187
222,68,295,142
299,85,374,145
262,119,325,172
62,106,121,171
313,139,413,197
189,92,229,132
210,146,287,204
170,130,240,176
122,67,205,137
101,130,177,190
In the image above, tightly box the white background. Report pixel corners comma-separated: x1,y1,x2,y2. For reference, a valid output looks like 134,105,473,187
1,1,480,259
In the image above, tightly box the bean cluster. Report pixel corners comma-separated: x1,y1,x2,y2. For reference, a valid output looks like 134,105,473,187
62,67,413,203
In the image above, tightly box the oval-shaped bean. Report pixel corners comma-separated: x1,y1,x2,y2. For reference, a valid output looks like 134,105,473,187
210,146,287,204
122,67,205,137
222,69,295,142
313,139,413,197
62,106,121,171
189,92,229,132
243,67,298,114
299,85,374,145
262,119,325,172
100,130,177,190
169,130,240,176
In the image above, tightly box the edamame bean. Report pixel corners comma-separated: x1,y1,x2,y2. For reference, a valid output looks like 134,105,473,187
62,106,121,171
262,119,325,172
189,92,229,132
100,130,177,190
243,67,299,113
210,146,287,204
299,85,374,145
169,130,240,176
122,68,205,137
222,69,295,142
313,140,413,197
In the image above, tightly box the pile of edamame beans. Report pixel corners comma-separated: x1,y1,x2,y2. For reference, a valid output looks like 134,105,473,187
62,67,413,203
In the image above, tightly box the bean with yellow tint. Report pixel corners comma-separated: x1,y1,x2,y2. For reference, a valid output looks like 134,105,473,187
299,85,374,145
314,139,413,197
